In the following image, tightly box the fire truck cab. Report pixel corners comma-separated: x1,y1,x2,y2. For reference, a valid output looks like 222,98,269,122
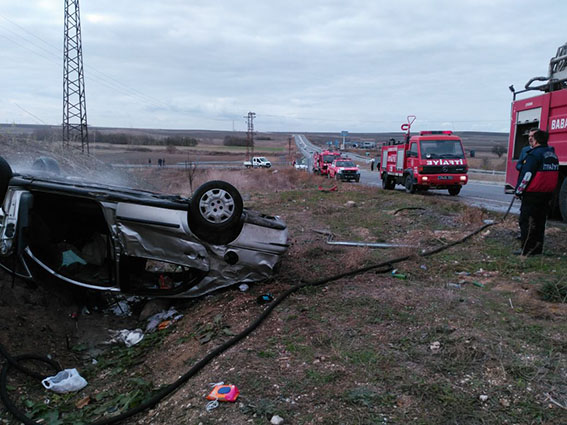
505,42,567,221
379,130,468,196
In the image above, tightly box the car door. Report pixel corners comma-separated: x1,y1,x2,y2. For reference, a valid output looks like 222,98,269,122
114,202,210,295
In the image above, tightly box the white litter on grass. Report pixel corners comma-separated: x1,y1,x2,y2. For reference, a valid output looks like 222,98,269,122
109,300,133,317
271,415,284,424
42,369,87,393
107,296,144,317
108,329,144,347
429,341,441,352
146,307,184,332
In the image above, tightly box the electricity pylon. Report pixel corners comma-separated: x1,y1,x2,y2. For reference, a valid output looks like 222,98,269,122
63,0,89,153
246,112,256,161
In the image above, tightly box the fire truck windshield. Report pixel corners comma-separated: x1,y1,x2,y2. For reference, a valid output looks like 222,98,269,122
419,140,465,159
335,160,355,167
323,155,339,162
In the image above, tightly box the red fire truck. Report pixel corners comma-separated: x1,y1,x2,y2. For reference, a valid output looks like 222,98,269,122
505,42,567,221
379,120,468,195
312,150,342,176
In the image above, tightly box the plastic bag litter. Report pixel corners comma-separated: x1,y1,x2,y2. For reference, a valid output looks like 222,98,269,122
109,300,132,317
146,307,183,332
108,329,144,347
42,368,88,393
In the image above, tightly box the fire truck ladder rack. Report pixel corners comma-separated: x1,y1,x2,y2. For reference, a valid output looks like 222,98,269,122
521,42,567,95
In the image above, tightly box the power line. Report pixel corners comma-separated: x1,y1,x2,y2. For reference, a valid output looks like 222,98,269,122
0,13,173,115
13,103,48,125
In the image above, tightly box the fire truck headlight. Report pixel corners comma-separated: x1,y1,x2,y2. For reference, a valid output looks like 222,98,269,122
421,176,428,181
460,176,467,181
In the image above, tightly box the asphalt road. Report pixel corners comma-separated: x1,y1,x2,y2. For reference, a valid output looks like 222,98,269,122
360,168,518,215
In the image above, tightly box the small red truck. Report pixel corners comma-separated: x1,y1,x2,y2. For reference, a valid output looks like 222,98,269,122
312,150,342,176
505,42,567,221
379,125,468,195
328,157,360,182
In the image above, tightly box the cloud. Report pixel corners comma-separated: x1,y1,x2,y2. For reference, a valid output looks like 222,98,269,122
0,0,566,131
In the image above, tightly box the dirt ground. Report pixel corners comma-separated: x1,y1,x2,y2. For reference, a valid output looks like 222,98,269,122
0,140,566,425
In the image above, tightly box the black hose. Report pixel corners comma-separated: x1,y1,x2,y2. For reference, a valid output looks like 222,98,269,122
0,352,60,425
0,215,501,424
502,196,516,221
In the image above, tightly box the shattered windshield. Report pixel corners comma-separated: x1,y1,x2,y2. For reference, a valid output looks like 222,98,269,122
419,140,465,159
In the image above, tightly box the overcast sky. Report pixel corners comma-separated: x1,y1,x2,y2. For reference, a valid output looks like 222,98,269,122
0,0,566,133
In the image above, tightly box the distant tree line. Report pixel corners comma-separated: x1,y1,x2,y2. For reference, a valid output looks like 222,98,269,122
223,135,249,146
92,132,198,147
0,126,199,147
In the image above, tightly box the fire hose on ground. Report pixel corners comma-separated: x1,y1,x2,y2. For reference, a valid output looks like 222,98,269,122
0,199,515,424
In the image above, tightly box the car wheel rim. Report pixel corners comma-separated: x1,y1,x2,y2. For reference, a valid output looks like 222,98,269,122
199,188,235,223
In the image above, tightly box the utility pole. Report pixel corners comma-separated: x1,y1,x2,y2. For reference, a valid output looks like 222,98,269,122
63,0,89,153
288,136,292,165
245,112,256,161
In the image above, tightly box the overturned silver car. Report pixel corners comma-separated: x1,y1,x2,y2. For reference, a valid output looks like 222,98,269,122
0,156,288,297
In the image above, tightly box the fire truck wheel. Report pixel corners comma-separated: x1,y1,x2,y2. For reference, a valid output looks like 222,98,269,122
405,175,417,194
559,177,567,222
448,186,461,196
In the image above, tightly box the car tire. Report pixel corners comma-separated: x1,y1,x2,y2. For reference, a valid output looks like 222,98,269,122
32,157,61,174
448,186,461,196
188,181,244,245
0,156,13,205
335,174,340,180
405,175,416,194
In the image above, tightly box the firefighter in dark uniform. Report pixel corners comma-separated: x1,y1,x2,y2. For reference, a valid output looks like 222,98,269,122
515,129,559,256
515,127,538,171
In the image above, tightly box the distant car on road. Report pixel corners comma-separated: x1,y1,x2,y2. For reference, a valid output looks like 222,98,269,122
294,159,308,171
0,156,288,298
243,157,271,168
